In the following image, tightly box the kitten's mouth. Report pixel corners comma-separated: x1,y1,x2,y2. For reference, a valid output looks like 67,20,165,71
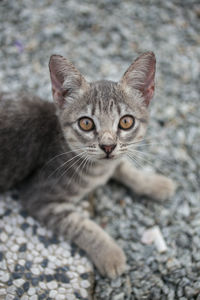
101,154,115,160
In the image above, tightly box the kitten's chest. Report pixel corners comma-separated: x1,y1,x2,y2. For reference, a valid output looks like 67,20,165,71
90,164,115,185
80,161,117,194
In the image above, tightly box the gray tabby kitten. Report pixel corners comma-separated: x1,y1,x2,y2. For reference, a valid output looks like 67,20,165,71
0,52,175,278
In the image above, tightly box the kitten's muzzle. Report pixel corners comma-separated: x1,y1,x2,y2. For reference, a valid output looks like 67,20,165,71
99,144,116,156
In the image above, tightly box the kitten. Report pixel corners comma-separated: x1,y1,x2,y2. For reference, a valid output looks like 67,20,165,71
0,52,175,278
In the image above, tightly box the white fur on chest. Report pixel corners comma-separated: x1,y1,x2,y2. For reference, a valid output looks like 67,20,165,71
81,160,119,195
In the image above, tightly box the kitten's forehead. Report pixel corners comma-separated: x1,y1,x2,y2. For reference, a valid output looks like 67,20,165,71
87,80,145,120
88,80,125,116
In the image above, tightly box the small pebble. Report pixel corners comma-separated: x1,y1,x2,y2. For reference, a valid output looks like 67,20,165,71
28,287,36,296
80,288,88,298
6,295,15,300
65,294,75,300
67,271,75,279
56,295,65,300
47,280,58,290
13,279,25,287
49,290,58,297
0,272,9,282
31,267,40,276
58,287,66,294
16,237,27,244
19,244,27,252
32,277,39,286
5,224,12,234
39,282,46,289
80,273,89,280
18,259,25,266
80,280,90,289
26,217,35,226
113,293,125,300
23,282,30,292
21,296,29,300
25,261,32,270
0,260,7,270
30,296,38,300
21,223,29,231
0,232,8,242
0,288,6,295
7,286,16,295
16,287,24,297
77,265,85,274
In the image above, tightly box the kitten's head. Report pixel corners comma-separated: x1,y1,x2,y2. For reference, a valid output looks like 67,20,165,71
49,52,156,162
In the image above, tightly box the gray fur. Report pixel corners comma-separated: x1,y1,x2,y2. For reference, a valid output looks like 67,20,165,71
0,52,175,278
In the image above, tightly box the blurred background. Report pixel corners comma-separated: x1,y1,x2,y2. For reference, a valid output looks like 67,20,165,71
0,0,200,299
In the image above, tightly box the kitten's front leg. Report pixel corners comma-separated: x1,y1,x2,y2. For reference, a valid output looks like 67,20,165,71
113,158,176,201
65,213,126,278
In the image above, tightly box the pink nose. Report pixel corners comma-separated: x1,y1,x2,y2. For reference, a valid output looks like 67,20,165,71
100,144,116,154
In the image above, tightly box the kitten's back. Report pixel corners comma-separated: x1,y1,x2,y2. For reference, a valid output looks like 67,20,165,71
0,92,61,191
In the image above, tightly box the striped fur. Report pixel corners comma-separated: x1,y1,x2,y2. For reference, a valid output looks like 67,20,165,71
0,52,176,278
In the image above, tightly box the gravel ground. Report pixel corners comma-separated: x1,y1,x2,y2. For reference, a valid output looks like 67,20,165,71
0,0,200,299
0,194,93,299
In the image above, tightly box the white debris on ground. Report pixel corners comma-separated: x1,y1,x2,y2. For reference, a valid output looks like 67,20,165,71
141,226,168,253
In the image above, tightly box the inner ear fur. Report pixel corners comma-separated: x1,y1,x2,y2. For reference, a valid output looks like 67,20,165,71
49,55,88,108
120,51,156,106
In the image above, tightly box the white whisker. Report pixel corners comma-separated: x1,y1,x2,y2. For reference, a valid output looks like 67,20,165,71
67,155,89,187
127,150,165,174
47,151,87,179
59,153,87,182
127,153,144,169
43,146,90,170
128,147,174,165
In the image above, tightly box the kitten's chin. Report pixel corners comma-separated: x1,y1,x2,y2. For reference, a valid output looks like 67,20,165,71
100,154,120,161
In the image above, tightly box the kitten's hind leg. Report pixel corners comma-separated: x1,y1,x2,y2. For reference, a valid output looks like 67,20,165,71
40,208,126,278
20,185,126,279
113,158,176,201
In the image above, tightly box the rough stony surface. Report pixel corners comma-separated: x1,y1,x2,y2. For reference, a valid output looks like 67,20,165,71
0,194,93,300
0,0,200,299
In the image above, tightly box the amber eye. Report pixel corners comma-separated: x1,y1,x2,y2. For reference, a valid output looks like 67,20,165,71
78,117,95,131
119,115,135,130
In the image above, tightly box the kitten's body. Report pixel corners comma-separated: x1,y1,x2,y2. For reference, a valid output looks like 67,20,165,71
0,53,176,278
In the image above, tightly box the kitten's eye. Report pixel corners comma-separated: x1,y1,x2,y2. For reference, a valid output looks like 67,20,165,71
79,117,95,131
119,115,135,130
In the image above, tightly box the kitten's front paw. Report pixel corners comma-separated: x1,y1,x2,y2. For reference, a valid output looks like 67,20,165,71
148,175,176,201
94,240,126,279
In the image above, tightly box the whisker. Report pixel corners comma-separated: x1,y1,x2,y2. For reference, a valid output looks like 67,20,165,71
66,155,89,187
126,141,163,147
124,136,174,148
127,150,165,174
42,146,90,170
58,153,87,182
128,148,174,165
124,137,154,145
47,151,87,179
77,155,90,184
127,153,144,169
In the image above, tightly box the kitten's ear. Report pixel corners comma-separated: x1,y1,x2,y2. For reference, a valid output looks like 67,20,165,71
49,55,88,108
120,52,156,106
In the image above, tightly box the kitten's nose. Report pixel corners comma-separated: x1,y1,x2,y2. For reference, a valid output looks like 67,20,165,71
100,144,116,155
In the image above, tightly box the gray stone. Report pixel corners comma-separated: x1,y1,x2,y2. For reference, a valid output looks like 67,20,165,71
112,293,125,300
